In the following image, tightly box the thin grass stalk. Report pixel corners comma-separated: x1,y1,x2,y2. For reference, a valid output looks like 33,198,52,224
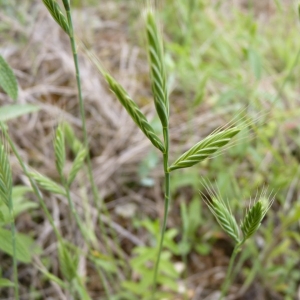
152,127,170,298
8,205,18,299
59,3,120,292
219,243,241,300
61,1,116,262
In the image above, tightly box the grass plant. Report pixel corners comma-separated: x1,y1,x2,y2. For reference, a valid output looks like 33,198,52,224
1,0,300,299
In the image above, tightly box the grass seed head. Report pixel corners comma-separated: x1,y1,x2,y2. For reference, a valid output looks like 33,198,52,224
241,190,275,241
42,0,70,34
201,181,240,244
145,9,169,127
169,127,240,171
104,73,165,153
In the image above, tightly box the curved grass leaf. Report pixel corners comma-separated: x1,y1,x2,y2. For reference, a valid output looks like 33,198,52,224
68,147,87,186
54,126,65,178
169,127,240,171
42,0,70,34
0,55,18,101
0,278,14,288
146,10,168,127
29,170,65,196
0,104,39,122
0,144,12,208
104,73,165,153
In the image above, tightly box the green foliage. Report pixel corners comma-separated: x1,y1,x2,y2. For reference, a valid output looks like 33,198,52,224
42,0,70,34
104,73,165,152
0,228,37,263
0,186,37,225
0,55,18,101
122,219,182,299
0,104,39,122
169,127,240,171
0,278,14,288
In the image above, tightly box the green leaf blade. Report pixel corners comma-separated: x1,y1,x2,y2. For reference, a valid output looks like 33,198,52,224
0,104,39,122
0,55,18,101
0,228,37,263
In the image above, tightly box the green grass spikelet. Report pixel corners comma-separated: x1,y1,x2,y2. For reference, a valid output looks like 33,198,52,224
54,126,66,179
104,73,165,153
209,197,240,243
0,144,12,208
241,201,264,241
169,127,240,171
146,10,169,127
42,0,70,34
29,170,66,196
68,147,87,186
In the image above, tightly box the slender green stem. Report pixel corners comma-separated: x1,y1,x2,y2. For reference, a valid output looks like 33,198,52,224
9,207,18,300
219,243,241,300
64,3,100,206
152,127,170,299
63,2,118,261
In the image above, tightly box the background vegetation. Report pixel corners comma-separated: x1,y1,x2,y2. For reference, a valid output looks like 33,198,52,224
0,0,300,299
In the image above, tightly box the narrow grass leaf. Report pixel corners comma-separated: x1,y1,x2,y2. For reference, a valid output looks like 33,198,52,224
42,0,70,34
0,278,14,288
169,127,240,171
58,242,78,282
0,55,18,101
29,170,65,196
54,126,65,178
0,104,39,122
68,147,87,186
104,73,165,152
146,10,169,127
0,144,12,208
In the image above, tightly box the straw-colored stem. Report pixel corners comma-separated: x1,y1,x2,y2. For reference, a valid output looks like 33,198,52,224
219,243,242,300
152,126,170,299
